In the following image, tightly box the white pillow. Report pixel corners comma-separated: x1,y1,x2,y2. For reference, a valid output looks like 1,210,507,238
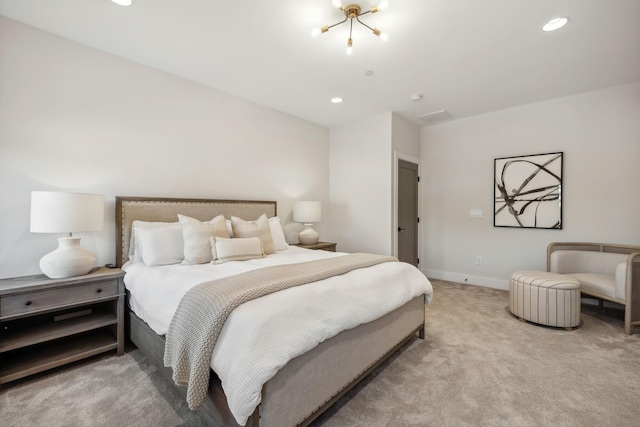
231,214,276,254
269,217,289,251
136,225,184,266
129,221,180,264
210,236,264,264
226,219,234,237
178,214,229,264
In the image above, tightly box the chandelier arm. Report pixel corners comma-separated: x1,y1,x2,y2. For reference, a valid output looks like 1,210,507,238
356,16,375,31
349,17,354,39
327,16,349,30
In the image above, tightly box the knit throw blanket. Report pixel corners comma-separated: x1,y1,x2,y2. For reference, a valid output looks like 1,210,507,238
163,253,397,410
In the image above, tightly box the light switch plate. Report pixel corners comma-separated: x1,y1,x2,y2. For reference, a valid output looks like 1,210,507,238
470,209,483,218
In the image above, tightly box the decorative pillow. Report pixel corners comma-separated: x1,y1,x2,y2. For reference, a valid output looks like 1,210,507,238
178,214,229,264
226,219,234,237
136,225,184,266
231,214,276,254
210,237,264,264
269,217,289,251
129,221,180,264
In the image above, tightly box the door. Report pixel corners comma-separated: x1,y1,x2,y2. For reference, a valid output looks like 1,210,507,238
398,160,418,266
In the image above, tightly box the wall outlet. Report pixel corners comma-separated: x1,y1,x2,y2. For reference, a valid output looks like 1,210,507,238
475,256,483,266
470,209,483,218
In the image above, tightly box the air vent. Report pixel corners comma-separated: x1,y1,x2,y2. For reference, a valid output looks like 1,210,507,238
418,110,453,124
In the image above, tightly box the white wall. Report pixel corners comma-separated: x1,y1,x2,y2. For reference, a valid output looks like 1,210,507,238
391,113,421,159
421,82,640,289
0,18,329,279
328,112,393,254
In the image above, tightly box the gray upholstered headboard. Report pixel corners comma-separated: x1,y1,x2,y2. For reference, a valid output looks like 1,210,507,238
115,196,277,267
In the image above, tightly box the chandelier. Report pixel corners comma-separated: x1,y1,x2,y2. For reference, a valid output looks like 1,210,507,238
312,0,389,55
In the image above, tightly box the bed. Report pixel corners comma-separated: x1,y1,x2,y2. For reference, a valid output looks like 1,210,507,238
115,196,432,427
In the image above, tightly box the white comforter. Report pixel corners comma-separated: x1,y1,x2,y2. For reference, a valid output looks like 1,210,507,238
123,246,432,425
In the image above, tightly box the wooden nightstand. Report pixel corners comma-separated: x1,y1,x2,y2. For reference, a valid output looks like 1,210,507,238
0,267,125,384
293,241,337,252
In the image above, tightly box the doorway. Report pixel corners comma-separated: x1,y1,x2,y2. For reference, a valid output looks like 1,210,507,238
397,159,419,266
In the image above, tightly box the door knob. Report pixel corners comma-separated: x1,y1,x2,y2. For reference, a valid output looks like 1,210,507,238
398,227,406,232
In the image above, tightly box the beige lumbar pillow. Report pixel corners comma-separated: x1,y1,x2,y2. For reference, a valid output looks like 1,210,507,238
210,236,264,264
178,214,229,264
231,213,276,254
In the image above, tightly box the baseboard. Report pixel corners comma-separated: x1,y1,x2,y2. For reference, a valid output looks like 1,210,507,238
422,269,509,291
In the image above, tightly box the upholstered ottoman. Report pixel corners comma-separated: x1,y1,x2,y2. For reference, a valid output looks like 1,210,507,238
509,271,581,330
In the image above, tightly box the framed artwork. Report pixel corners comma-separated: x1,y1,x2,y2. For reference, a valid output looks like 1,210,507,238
494,152,563,229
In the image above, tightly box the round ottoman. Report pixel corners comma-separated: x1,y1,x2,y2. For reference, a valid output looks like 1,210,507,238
509,271,581,330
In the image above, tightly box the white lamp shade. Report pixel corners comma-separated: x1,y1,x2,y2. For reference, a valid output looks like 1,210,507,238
30,191,104,233
293,201,322,223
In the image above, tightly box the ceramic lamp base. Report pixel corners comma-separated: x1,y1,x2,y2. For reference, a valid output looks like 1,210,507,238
298,224,319,245
40,237,96,279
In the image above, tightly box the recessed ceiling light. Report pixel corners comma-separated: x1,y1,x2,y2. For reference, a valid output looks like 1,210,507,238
111,0,133,6
542,17,569,32
331,97,343,104
364,70,374,76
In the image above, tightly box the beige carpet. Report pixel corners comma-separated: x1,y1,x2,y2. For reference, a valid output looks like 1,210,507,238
2,280,639,426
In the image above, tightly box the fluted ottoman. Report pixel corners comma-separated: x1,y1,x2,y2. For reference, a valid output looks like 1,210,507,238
509,271,581,330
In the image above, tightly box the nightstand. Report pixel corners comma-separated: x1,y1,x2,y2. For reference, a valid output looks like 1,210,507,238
0,267,125,384
293,241,337,252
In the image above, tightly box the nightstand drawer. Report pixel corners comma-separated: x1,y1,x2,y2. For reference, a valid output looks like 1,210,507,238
1,279,119,318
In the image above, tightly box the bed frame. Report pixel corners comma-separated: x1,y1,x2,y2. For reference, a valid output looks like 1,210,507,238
115,196,426,426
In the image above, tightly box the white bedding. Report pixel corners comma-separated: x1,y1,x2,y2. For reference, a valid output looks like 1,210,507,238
123,246,433,425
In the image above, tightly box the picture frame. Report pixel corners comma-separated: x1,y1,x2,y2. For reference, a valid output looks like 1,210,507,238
494,152,563,229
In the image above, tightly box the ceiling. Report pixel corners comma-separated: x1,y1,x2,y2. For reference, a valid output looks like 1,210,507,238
1,0,639,128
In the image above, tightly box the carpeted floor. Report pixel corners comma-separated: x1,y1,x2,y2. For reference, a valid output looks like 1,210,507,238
2,280,639,426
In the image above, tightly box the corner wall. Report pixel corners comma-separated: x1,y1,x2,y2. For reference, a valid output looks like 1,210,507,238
0,18,329,278
329,112,421,257
391,114,421,260
328,112,393,254
421,82,640,289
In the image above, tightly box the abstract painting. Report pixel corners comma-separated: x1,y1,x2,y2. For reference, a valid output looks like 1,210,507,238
494,152,563,229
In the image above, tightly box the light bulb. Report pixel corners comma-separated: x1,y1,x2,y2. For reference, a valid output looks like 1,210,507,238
332,0,343,8
372,28,388,41
378,0,389,10
346,38,353,55
311,28,321,37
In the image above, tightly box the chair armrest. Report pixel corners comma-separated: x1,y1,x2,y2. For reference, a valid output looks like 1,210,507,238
626,252,640,304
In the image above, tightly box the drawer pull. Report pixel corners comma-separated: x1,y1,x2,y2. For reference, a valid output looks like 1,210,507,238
25,301,32,306
96,288,103,293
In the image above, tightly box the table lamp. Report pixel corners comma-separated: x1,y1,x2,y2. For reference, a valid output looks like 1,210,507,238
293,201,321,245
30,191,104,279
